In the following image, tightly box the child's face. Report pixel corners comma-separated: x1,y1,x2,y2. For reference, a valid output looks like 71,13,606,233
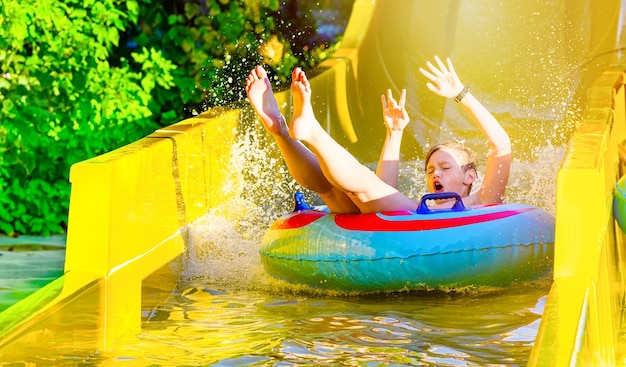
425,148,474,197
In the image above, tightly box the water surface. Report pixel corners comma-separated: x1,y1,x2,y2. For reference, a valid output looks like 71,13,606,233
108,277,550,366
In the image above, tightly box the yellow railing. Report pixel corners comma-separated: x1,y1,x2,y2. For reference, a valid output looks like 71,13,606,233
528,70,626,366
0,110,242,358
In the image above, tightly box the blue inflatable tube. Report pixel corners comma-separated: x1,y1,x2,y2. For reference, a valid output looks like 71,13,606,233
260,192,555,292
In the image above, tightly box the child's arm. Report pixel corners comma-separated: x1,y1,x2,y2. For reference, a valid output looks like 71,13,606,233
457,91,511,204
376,89,409,188
420,56,511,204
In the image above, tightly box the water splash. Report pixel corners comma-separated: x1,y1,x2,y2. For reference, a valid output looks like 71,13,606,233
182,107,323,292
183,106,564,294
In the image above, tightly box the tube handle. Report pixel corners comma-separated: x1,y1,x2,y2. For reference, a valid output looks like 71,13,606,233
416,192,467,214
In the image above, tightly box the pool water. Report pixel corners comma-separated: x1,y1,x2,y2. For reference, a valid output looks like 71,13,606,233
0,244,65,312
105,278,549,366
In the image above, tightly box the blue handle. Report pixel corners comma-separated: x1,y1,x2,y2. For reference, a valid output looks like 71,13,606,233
293,191,314,212
416,192,467,214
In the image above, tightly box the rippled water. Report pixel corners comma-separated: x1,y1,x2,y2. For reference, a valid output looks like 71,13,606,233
106,278,549,366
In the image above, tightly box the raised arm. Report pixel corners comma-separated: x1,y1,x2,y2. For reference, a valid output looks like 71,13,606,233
376,88,409,188
419,56,511,204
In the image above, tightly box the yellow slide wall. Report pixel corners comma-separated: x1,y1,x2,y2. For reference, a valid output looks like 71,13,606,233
0,111,243,357
529,70,626,366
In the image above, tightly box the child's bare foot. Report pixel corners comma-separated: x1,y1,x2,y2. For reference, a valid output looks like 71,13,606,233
289,68,320,142
245,66,286,135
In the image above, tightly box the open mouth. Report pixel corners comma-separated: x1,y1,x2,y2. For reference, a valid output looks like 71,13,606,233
434,182,444,191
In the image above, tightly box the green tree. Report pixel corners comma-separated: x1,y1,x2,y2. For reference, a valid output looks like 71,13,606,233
115,0,349,116
0,0,352,236
0,0,176,235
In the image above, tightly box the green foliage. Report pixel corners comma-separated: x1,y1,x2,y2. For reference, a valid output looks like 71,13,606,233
0,0,352,236
0,0,176,235
115,0,348,115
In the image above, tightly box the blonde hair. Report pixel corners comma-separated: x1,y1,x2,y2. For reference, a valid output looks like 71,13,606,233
424,142,477,192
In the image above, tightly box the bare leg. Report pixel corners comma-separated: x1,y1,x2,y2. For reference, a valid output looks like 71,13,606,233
289,68,418,213
245,66,359,213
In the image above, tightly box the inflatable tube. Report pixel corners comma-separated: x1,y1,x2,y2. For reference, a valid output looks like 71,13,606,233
260,192,555,292
613,175,626,233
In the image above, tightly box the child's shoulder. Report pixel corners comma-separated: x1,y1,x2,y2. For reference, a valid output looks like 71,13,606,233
461,193,482,207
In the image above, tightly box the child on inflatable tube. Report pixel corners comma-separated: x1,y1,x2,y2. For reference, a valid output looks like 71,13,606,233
245,56,511,214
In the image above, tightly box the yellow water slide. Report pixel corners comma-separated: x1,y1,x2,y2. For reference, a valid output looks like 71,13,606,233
1,0,625,365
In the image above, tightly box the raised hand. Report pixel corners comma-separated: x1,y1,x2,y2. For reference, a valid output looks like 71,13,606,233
419,56,465,98
381,88,409,131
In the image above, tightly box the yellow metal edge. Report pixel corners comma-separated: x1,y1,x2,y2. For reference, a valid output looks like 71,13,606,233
528,70,625,366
